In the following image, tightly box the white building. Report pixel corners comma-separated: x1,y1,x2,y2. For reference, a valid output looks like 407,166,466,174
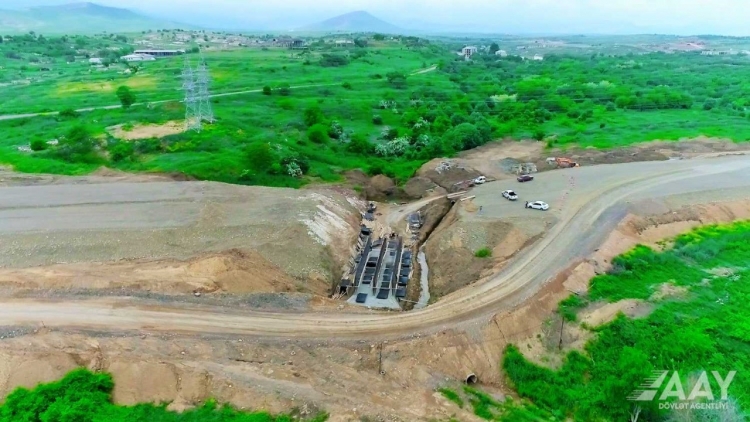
88,58,103,65
462,46,478,59
532,54,544,61
121,53,156,62
495,49,508,57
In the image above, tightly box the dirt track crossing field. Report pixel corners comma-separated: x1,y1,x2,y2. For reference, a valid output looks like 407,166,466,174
1,155,749,340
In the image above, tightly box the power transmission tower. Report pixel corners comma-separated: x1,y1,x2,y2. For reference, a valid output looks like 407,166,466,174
195,49,214,124
181,48,214,132
182,55,201,132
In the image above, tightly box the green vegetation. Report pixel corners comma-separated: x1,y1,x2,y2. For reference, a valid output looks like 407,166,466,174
556,294,587,322
116,86,136,109
2,32,750,186
474,248,493,258
0,368,327,422
438,388,464,408
503,221,750,421
437,386,554,421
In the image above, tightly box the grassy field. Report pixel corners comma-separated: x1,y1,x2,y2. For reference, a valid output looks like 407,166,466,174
3,32,750,186
0,368,328,422
503,221,750,421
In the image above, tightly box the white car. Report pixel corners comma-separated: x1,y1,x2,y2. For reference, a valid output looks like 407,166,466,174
502,190,518,201
473,176,487,185
525,201,549,211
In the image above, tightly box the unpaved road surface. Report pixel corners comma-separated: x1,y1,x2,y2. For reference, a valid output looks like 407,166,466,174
1,156,750,339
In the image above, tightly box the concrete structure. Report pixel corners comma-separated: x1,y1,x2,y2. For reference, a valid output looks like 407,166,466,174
533,54,544,61
133,49,185,58
121,53,156,62
462,46,478,59
495,49,508,57
88,58,103,65
346,229,411,310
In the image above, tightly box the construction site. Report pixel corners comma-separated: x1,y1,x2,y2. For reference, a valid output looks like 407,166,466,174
0,139,750,420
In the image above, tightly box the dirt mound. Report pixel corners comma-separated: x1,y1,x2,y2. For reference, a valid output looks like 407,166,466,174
108,121,185,141
403,177,437,199
416,159,483,192
0,249,305,296
366,174,396,200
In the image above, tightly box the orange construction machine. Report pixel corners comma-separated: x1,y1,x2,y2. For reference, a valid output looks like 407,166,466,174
547,157,580,168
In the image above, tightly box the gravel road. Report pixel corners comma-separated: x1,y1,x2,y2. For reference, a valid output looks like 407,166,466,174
1,155,749,340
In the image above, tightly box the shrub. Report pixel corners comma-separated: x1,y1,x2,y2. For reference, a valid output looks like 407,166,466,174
277,84,291,96
245,142,275,173
475,248,492,258
304,105,325,127
262,85,272,95
347,134,374,154
372,115,383,125
386,71,407,89
30,139,47,151
59,108,79,118
342,82,353,90
109,142,134,162
319,54,349,67
307,124,329,144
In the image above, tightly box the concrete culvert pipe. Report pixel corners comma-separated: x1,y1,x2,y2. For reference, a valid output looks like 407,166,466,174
465,373,478,384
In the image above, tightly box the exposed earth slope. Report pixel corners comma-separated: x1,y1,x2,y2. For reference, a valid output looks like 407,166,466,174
1,155,749,339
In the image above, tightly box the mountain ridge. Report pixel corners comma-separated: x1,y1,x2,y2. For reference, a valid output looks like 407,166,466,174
302,11,402,33
0,2,189,34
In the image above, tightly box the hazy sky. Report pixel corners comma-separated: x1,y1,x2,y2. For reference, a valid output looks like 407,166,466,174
12,0,750,35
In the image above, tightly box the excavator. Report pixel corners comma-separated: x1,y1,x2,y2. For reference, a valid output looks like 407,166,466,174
547,157,580,168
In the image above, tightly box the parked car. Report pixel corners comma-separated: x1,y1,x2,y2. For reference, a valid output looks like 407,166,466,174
502,190,518,201
473,176,487,185
525,201,549,211
517,175,534,183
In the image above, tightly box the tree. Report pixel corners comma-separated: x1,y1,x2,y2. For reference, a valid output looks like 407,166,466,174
489,42,500,54
245,142,275,173
372,33,385,41
262,85,272,96
443,123,482,151
115,86,136,109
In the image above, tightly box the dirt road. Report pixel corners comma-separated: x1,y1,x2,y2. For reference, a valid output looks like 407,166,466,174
1,155,749,339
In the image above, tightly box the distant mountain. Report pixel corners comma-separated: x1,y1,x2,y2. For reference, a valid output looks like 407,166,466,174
302,11,402,34
0,2,190,34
